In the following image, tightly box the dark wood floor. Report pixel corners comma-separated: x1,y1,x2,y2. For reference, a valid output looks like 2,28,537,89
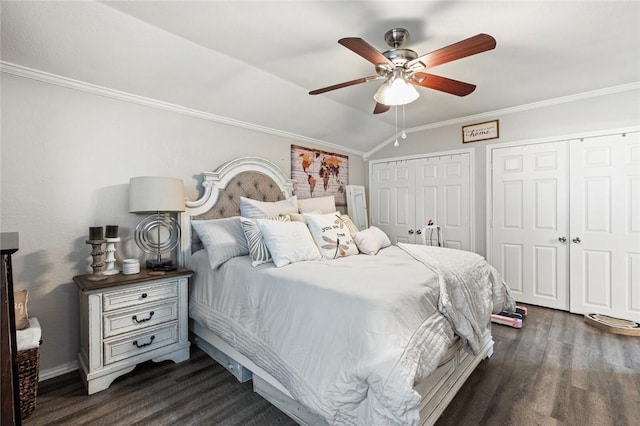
25,305,640,425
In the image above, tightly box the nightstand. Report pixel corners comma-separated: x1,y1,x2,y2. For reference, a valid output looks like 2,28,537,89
73,268,192,394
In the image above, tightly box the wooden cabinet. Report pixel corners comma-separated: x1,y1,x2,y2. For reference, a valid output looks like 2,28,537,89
73,268,192,394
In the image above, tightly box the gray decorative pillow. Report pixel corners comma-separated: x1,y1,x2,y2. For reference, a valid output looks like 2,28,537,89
241,215,290,267
191,217,249,269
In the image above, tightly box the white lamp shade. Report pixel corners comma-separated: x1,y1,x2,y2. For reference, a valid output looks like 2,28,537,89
129,176,185,213
373,78,420,106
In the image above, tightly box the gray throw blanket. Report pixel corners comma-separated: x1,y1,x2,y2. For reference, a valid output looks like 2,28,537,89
398,243,515,355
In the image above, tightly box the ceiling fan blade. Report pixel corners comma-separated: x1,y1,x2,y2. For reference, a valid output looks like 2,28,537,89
309,75,379,95
407,33,496,70
373,103,390,114
411,73,476,96
338,37,395,68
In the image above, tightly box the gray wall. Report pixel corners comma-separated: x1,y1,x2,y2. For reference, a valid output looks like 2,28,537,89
0,72,366,375
367,88,640,257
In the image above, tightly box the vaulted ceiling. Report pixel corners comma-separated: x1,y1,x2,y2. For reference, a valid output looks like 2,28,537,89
2,1,639,155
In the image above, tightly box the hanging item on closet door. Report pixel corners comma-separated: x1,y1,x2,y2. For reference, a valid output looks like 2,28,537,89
420,220,442,247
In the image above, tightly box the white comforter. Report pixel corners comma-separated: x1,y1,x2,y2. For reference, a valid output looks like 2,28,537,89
189,244,513,425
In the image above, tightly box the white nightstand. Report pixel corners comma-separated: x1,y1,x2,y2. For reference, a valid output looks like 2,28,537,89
73,268,192,394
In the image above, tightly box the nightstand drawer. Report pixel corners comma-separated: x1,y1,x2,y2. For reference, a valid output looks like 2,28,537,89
103,281,178,312
103,300,178,338
104,322,179,365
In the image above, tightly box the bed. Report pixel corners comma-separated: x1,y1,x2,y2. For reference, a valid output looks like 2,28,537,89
178,157,514,426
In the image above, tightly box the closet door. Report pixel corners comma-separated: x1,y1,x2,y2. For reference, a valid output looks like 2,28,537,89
569,133,640,322
370,161,417,243
370,153,472,248
491,142,570,310
414,154,471,249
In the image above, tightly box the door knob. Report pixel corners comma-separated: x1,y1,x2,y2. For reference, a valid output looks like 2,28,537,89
416,229,422,235
558,236,567,243
408,229,414,235
572,237,581,244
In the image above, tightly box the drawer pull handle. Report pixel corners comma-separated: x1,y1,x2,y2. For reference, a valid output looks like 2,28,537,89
141,293,148,299
132,336,155,349
132,311,154,324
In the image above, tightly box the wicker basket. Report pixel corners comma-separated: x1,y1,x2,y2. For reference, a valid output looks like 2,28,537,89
17,345,40,420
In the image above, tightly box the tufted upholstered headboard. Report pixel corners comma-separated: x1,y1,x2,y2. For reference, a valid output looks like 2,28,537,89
178,157,295,266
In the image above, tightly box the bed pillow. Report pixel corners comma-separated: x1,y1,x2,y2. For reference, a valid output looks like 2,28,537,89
286,210,321,224
339,214,360,235
240,196,298,219
297,196,336,214
304,212,359,260
191,217,249,269
353,226,391,255
241,215,290,267
14,289,29,330
257,219,321,267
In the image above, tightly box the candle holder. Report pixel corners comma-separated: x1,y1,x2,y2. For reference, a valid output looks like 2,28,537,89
89,226,104,241
86,239,108,281
103,237,121,275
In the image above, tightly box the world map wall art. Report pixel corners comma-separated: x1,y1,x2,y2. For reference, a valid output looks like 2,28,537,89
291,145,349,207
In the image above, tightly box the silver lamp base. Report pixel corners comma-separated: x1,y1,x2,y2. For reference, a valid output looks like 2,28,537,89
134,212,181,272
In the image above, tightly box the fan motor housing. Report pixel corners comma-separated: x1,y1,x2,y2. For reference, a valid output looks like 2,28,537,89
384,48,418,66
382,28,418,69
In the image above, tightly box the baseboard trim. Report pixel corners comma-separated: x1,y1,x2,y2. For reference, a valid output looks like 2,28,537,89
39,360,79,382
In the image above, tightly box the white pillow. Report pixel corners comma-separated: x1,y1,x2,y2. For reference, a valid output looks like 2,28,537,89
304,212,359,260
240,215,290,267
353,226,391,255
191,217,249,269
240,196,298,219
257,220,321,267
297,196,336,214
286,210,321,224
339,214,360,235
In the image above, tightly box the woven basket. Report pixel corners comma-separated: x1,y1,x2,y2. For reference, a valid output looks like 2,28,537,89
17,345,40,420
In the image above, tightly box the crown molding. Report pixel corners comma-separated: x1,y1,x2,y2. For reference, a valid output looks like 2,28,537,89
4,61,637,160
0,61,364,156
364,81,640,159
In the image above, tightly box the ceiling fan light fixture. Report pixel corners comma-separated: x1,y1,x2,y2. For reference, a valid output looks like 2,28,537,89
373,77,419,106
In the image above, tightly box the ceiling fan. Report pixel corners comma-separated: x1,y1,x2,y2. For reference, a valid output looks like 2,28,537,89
309,28,496,114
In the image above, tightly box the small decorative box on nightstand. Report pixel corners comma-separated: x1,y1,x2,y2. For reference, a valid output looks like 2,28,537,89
73,268,192,395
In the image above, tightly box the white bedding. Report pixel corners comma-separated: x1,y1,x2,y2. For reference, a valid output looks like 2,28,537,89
189,245,513,425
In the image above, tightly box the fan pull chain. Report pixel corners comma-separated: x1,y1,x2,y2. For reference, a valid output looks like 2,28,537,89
401,104,407,139
394,106,399,147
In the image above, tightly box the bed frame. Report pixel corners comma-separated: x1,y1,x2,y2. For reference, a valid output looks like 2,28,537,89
178,157,494,426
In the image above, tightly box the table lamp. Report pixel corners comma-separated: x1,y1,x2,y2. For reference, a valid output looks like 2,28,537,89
129,176,185,271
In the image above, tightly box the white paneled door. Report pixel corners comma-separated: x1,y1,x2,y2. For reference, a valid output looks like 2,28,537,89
370,152,471,250
370,160,416,244
491,141,570,310
415,154,471,250
491,132,640,321
569,133,640,321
